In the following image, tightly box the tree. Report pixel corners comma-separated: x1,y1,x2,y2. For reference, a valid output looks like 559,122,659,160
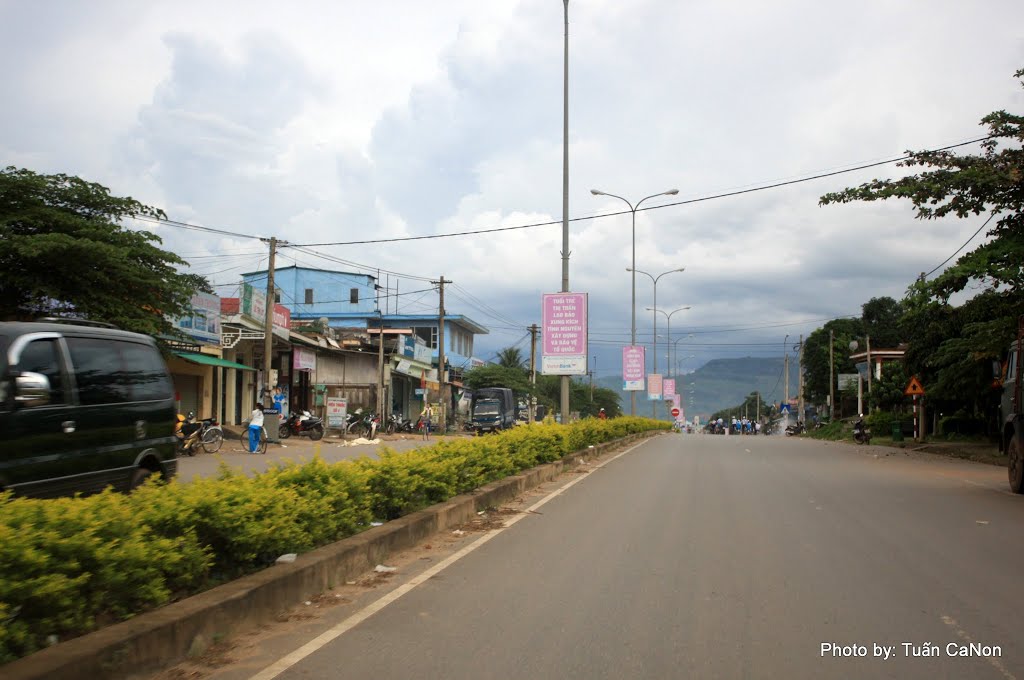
861,296,904,348
802,317,864,405
496,347,526,369
0,167,210,337
821,68,1024,415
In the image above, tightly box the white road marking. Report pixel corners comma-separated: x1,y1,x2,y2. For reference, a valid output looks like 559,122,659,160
941,614,1016,680
247,440,650,680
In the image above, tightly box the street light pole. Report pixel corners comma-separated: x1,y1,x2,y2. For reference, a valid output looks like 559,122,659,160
648,306,690,378
559,0,571,423
631,267,685,417
590,188,678,416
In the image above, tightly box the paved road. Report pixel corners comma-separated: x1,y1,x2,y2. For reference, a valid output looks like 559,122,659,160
174,431,451,481
161,433,1023,680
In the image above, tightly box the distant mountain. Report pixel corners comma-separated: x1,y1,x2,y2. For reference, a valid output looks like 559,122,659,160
595,356,801,421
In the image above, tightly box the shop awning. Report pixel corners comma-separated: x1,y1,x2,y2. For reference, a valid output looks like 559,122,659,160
173,352,256,371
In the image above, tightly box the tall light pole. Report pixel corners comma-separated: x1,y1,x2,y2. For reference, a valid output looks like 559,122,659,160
630,266,685,417
590,188,678,415
559,0,571,423
672,333,695,377
647,306,690,378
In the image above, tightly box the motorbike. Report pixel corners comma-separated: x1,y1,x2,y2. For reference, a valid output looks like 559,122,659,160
785,421,805,436
278,410,325,441
385,413,414,435
175,412,224,455
853,417,871,444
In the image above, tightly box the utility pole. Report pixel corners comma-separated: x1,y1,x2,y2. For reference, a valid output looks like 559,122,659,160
261,236,278,408
797,334,805,424
829,329,835,421
865,333,872,409
435,276,449,431
528,324,539,424
376,313,385,419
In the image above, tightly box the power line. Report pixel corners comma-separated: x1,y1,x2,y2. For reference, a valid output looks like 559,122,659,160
285,136,993,247
924,212,995,279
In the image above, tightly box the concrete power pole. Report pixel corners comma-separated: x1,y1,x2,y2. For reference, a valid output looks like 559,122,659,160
435,277,449,431
797,334,805,424
829,329,835,420
261,236,277,408
529,324,538,424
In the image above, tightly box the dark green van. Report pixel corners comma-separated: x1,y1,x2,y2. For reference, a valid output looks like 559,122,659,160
0,321,178,498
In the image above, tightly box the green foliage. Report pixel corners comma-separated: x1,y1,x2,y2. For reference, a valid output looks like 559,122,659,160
804,420,846,441
870,362,910,412
0,420,668,661
803,318,865,404
865,411,897,437
820,68,1024,415
710,391,767,422
0,167,210,336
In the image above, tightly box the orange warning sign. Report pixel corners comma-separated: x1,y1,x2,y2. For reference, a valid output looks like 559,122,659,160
904,376,925,396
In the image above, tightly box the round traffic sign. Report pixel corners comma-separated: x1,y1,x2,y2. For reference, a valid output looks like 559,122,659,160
671,408,680,417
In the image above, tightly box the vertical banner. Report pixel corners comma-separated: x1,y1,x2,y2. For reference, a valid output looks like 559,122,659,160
663,378,676,400
647,373,663,400
541,293,588,375
622,346,645,391
673,394,681,410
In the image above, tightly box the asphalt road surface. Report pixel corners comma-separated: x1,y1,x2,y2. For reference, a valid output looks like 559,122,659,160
157,432,1023,680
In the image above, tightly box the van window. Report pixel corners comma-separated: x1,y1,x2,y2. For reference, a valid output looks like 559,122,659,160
18,339,65,405
66,337,130,405
1009,349,1018,383
120,343,173,401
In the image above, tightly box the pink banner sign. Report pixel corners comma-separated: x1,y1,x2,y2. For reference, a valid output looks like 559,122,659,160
542,293,588,355
648,373,663,400
622,346,645,391
663,378,676,399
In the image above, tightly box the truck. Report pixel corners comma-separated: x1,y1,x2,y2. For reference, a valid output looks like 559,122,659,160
471,387,516,434
1000,316,1024,493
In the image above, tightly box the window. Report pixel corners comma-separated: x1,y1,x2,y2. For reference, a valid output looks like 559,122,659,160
275,292,281,303
18,339,65,405
305,288,314,304
349,288,359,304
120,343,173,401
65,337,130,405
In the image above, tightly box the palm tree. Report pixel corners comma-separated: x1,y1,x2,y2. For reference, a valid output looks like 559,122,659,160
496,346,526,369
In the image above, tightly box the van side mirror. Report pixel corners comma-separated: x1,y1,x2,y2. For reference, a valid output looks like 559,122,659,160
15,372,51,408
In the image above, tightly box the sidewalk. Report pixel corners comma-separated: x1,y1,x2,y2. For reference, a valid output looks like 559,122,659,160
872,438,1005,466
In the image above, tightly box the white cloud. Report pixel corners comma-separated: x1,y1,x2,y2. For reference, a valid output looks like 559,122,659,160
2,0,1023,374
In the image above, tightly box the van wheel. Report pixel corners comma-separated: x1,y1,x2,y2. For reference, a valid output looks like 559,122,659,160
1009,436,1024,494
131,467,155,490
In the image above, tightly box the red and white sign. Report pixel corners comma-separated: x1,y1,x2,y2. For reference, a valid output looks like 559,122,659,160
671,407,681,417
647,373,663,400
541,292,588,375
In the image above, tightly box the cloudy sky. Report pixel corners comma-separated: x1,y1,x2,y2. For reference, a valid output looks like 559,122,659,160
3,0,1023,379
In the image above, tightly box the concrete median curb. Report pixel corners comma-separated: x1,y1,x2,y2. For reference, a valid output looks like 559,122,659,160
3,431,660,680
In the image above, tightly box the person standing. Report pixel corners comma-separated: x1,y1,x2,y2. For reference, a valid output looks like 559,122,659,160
249,404,265,453
421,403,434,440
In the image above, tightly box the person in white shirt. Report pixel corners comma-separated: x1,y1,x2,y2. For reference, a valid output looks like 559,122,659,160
249,405,265,453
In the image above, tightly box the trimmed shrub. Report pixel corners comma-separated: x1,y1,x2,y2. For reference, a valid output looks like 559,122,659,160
0,418,667,662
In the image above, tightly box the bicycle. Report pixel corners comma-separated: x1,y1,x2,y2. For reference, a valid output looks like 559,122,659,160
238,422,268,454
200,424,224,453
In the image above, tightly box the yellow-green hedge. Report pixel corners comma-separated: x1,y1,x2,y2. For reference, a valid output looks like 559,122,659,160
0,417,667,662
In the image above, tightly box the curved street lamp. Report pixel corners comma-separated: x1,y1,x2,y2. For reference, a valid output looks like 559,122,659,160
647,306,690,378
591,188,678,415
630,266,685,416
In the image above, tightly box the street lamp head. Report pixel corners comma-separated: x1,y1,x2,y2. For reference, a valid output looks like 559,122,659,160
665,189,679,195
590,189,605,196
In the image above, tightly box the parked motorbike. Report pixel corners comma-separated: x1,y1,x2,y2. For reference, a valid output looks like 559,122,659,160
385,413,414,435
853,416,871,444
785,421,805,436
175,412,224,455
278,410,325,441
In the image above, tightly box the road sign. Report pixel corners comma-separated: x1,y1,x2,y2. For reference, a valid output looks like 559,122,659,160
780,403,791,414
671,407,680,417
904,376,925,396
